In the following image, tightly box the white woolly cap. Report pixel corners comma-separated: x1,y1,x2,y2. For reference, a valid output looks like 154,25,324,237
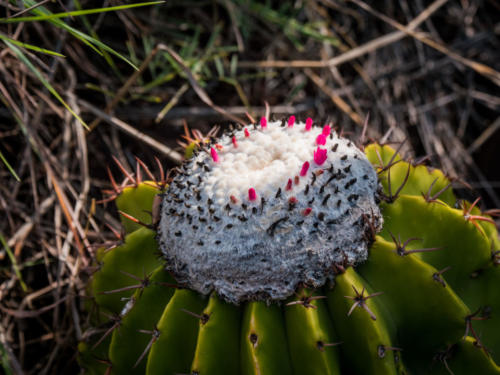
157,118,382,304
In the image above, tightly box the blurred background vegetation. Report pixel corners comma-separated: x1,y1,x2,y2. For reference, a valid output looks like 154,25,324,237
0,0,499,373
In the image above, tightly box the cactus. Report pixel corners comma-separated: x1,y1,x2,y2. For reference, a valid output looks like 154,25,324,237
80,118,500,375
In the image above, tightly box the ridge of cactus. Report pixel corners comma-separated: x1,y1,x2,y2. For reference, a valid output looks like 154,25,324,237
80,117,500,375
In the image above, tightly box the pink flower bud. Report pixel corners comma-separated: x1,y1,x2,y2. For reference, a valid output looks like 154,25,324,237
313,147,328,165
316,134,326,146
302,207,312,216
305,117,313,131
248,188,257,201
210,147,219,163
300,161,310,176
322,125,331,137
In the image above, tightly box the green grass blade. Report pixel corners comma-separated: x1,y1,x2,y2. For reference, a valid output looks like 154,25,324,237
0,233,28,292
0,342,14,375
4,41,88,129
18,0,138,70
19,0,102,57
240,1,339,46
0,33,65,57
0,1,165,23
0,148,20,182
47,20,138,70
73,0,122,78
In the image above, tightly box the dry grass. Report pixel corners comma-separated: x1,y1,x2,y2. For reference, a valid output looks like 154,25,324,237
0,0,499,373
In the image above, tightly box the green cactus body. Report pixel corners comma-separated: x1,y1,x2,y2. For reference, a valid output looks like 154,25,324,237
325,267,398,375
240,302,292,375
80,122,500,374
285,288,341,375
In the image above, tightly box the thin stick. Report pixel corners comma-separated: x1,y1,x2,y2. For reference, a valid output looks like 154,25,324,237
158,44,246,126
467,117,500,154
350,0,500,87
79,100,183,164
238,0,450,69
89,44,162,130
305,68,363,126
